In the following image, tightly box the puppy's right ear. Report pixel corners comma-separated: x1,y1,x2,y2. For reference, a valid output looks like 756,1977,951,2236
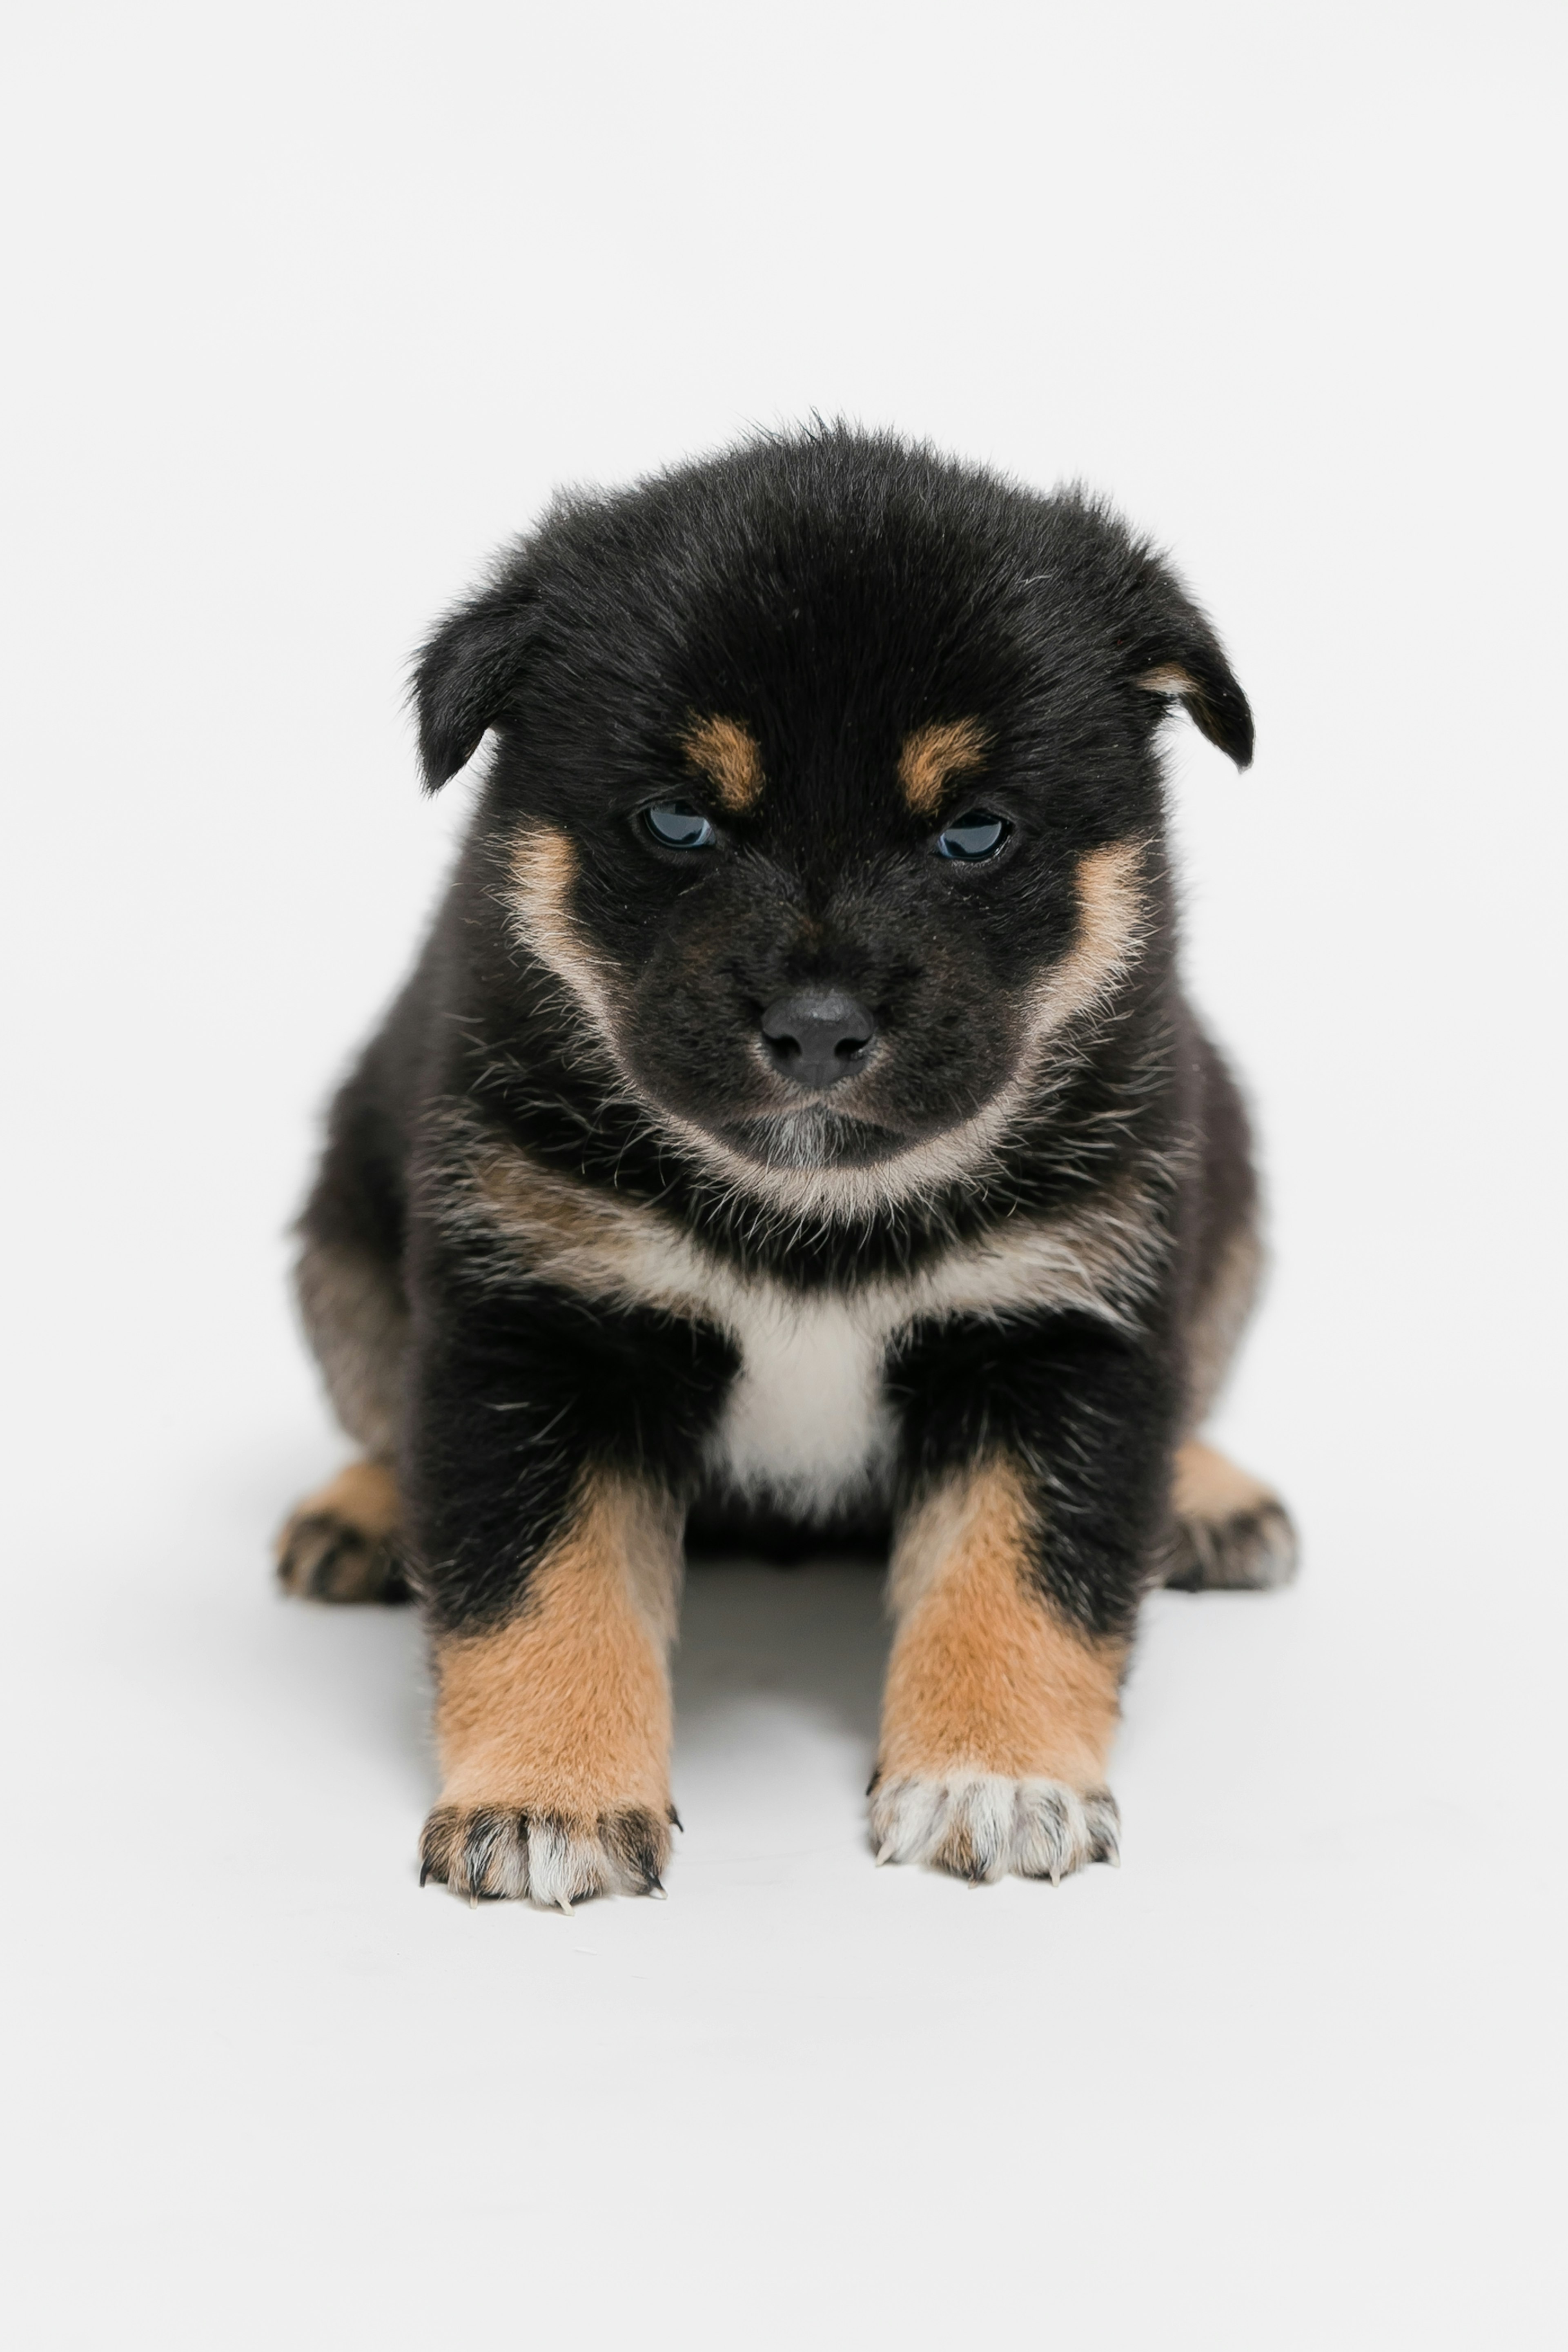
411,553,540,790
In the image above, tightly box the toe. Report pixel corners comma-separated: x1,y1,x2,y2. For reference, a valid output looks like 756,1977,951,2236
277,1511,409,1602
1167,1497,1298,1592
1010,1782,1078,1881
598,1806,671,1895
929,1777,1020,1883
870,1773,1119,1884
418,1802,671,1909
1080,1788,1122,1866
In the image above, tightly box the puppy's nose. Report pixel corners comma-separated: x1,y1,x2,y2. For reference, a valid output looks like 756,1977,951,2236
760,990,876,1091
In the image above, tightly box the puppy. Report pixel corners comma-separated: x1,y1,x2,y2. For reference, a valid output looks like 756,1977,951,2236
278,426,1295,1907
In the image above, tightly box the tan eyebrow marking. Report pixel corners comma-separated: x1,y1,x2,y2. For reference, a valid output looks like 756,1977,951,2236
898,718,990,817
681,714,764,812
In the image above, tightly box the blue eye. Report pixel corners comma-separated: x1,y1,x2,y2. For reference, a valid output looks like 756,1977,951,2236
935,810,1009,861
644,803,717,850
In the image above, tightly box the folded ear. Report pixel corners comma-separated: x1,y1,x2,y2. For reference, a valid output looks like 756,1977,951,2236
411,550,541,790
1124,563,1253,769
1134,647,1253,769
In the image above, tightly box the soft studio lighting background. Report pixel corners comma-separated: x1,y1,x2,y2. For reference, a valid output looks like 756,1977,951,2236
2,6,1562,2346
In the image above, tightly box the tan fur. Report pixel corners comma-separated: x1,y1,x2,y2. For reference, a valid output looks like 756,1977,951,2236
286,1459,401,1545
879,1462,1125,1786
1165,1436,1296,1591
501,821,1150,1227
432,1472,680,1818
451,1109,1164,1336
1031,839,1147,1035
439,1115,1167,1526
475,831,1152,1229
294,1237,409,1460
897,718,989,817
682,714,764,811
507,825,624,1047
275,1457,406,1602
1172,1439,1276,1528
1136,662,1201,698
1184,1217,1262,1430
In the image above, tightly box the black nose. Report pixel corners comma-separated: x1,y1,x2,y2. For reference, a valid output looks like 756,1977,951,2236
760,989,877,1091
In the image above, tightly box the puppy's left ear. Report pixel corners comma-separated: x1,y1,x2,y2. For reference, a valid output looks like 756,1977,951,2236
411,550,541,791
1123,568,1254,770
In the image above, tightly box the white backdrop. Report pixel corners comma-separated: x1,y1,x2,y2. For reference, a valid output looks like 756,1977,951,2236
3,5,1564,2345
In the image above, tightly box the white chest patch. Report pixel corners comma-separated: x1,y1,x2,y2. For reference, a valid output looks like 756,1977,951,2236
704,1288,896,1521
454,1123,1163,1528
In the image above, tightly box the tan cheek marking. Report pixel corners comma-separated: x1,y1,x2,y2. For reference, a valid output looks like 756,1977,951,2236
897,718,989,818
682,714,764,811
508,823,625,1041
432,1474,680,1816
1074,838,1145,964
508,822,580,967
1172,1439,1277,1528
879,1463,1125,1786
1027,838,1147,1036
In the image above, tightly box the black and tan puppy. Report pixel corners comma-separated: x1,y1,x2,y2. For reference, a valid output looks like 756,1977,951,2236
278,426,1295,1908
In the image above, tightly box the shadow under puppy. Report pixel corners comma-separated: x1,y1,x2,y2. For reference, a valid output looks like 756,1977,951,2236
278,426,1296,1908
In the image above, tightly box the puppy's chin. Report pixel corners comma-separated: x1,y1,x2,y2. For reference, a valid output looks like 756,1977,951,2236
717,1104,914,1172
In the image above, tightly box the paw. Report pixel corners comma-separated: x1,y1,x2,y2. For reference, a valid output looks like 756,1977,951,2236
276,1508,409,1602
869,1772,1119,1884
1166,1441,1298,1592
275,1462,408,1604
418,1802,673,1910
1164,1497,1297,1591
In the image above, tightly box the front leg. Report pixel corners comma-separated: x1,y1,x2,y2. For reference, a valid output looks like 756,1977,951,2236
420,1469,683,1909
404,1245,733,1910
875,1314,1171,1883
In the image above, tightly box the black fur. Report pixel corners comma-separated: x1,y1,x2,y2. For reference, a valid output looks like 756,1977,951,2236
289,425,1283,1881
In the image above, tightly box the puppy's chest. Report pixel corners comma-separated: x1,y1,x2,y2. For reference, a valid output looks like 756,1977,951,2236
466,1136,1156,1514
704,1286,897,1520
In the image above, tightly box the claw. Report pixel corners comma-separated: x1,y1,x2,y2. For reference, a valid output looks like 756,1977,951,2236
647,1879,668,1900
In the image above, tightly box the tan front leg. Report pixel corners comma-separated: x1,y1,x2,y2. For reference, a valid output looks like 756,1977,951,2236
872,1461,1125,1882
419,1472,682,1909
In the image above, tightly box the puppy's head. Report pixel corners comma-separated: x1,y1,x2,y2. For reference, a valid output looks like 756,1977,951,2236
415,430,1250,1201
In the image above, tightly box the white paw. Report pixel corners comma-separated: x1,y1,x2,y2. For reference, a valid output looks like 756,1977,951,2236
419,1803,672,1910
869,1772,1119,1884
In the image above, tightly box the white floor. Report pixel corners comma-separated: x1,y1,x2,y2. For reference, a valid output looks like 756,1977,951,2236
4,1317,1561,2347
6,6,1564,2344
